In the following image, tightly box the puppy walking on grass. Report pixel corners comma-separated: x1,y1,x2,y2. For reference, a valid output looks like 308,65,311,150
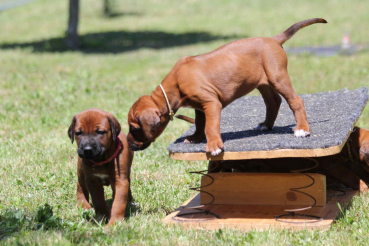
68,109,134,226
127,18,327,156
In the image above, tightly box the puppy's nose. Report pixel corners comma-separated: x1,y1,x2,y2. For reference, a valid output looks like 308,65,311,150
128,141,139,151
84,146,93,156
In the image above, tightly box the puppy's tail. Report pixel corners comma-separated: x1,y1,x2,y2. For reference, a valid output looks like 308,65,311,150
272,18,327,45
175,115,195,124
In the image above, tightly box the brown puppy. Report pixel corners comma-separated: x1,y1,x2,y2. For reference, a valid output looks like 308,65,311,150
68,109,134,226
207,127,369,191
127,18,327,155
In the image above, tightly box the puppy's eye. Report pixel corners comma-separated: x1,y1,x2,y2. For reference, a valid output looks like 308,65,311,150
96,130,106,135
75,131,82,136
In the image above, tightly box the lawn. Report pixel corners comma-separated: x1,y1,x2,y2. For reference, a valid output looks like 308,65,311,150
0,0,369,245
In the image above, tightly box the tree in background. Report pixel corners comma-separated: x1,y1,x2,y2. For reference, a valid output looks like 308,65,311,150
104,0,113,17
66,0,79,49
65,0,114,49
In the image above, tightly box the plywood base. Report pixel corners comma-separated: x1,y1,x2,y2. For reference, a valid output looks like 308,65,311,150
163,190,358,231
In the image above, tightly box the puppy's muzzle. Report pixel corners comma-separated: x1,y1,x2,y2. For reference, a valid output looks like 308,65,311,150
78,145,103,159
128,141,151,151
83,146,93,156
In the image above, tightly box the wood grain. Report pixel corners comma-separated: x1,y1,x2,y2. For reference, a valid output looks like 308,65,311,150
200,173,326,206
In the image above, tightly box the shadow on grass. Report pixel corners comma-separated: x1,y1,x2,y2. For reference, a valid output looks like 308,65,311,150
0,30,239,54
0,204,61,242
0,202,141,242
0,209,25,241
104,11,142,18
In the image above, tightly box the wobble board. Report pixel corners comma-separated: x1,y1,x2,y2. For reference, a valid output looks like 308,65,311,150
163,190,358,231
168,88,368,161
201,173,326,206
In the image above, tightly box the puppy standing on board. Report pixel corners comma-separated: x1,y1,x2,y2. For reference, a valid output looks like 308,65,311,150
208,127,369,191
68,109,134,226
127,18,328,156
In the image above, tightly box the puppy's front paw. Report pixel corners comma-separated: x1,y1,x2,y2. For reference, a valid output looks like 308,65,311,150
95,213,109,224
77,200,92,210
211,148,223,156
254,123,271,131
294,129,310,138
205,139,224,156
130,201,138,206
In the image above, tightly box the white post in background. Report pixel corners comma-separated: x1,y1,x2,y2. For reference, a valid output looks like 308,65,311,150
341,31,351,51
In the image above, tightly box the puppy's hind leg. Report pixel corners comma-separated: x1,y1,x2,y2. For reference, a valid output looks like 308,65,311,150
255,85,282,131
184,110,206,143
270,72,310,137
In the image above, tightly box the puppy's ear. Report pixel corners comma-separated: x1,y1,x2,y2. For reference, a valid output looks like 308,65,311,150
68,116,76,144
130,122,140,129
150,114,161,134
108,115,121,141
136,111,160,135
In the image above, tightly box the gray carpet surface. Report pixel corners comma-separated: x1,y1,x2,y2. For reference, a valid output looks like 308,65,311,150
168,87,368,153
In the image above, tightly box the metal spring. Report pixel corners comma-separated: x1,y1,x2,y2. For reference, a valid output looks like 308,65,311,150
275,157,324,224
173,158,329,223
172,161,220,222
326,179,347,197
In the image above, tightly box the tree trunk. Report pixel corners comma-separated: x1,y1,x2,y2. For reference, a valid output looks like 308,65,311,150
66,0,80,49
103,0,110,16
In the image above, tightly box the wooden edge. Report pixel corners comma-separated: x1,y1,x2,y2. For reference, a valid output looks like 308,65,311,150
169,143,345,161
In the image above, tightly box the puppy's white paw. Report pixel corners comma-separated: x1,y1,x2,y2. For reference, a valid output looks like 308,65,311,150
254,123,269,131
184,139,190,143
294,129,310,138
211,148,223,156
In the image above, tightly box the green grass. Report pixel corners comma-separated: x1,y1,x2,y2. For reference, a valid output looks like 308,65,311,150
0,0,369,245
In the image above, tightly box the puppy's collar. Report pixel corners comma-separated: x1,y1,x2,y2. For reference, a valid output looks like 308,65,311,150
91,136,123,167
159,84,174,121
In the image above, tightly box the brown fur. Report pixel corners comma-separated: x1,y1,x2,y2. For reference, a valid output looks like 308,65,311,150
127,18,328,155
272,18,327,44
68,109,134,226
